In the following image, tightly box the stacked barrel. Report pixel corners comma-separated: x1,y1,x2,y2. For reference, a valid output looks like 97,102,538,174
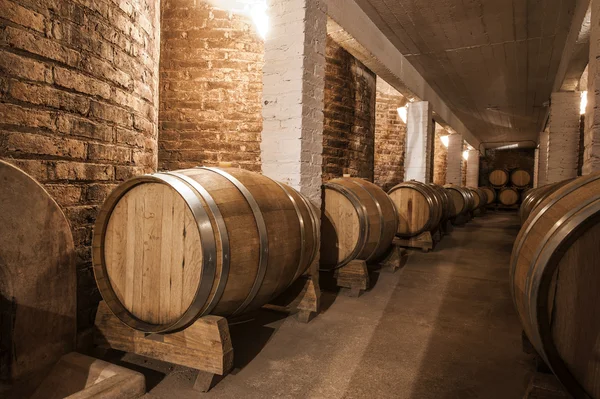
482,168,532,208
510,173,600,398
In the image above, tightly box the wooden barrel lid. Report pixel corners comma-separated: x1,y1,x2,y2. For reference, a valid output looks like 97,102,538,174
388,183,432,236
489,169,509,187
0,160,76,381
499,187,519,205
510,169,531,187
321,183,365,267
102,181,204,326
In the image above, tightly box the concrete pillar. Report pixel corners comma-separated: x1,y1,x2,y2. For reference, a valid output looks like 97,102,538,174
404,101,433,182
261,0,327,206
583,0,600,174
547,92,581,183
533,148,540,188
446,134,462,185
538,130,549,186
466,149,479,187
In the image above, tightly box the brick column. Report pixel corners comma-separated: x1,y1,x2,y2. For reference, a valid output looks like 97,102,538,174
446,134,462,185
584,0,600,174
533,148,540,187
538,130,549,186
547,92,581,183
261,0,326,206
466,149,479,187
404,101,432,182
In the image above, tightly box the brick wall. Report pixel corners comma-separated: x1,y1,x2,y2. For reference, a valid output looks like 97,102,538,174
159,1,264,172
461,147,467,187
433,129,447,185
0,0,160,330
479,148,535,186
547,91,580,183
374,79,407,191
322,36,376,182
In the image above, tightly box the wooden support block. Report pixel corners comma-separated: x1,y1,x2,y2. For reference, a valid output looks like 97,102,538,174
30,352,145,399
378,241,408,273
334,259,369,297
441,219,453,235
394,231,434,252
263,271,320,323
94,301,233,376
193,370,223,393
523,373,569,399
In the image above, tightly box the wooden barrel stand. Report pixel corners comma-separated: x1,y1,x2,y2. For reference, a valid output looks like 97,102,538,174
320,177,398,296
91,167,321,391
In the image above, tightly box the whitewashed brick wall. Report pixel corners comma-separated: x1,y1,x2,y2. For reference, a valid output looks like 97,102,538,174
404,101,432,182
583,0,600,174
538,129,549,186
261,0,327,206
547,91,581,183
466,149,479,187
446,134,462,185
533,148,539,187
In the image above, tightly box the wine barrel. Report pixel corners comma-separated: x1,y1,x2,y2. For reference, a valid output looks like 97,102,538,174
388,181,443,237
498,187,519,206
480,187,496,205
428,183,455,221
519,179,574,224
510,169,531,188
93,167,320,333
321,178,397,268
444,185,475,217
468,187,488,210
510,173,600,398
489,169,509,187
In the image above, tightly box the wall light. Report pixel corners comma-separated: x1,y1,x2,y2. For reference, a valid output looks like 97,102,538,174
581,91,588,115
397,106,408,124
249,1,269,40
463,150,469,161
440,135,449,148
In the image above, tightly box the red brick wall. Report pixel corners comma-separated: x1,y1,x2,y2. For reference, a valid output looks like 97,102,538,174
433,128,448,185
0,0,160,330
374,79,407,191
323,36,376,182
159,1,264,172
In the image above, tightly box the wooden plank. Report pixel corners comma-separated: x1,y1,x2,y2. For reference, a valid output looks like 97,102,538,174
395,231,434,252
94,302,233,376
334,260,369,297
30,352,145,399
0,160,76,382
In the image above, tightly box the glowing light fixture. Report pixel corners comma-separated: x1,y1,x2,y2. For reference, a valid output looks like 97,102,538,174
397,105,408,124
463,150,469,161
581,91,588,115
440,135,449,148
248,1,268,40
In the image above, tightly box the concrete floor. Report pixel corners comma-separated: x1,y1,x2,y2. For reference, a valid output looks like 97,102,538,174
121,211,533,398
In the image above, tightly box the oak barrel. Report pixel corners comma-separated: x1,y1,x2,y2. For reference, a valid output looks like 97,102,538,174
93,167,320,333
428,183,455,221
519,179,573,224
489,169,509,187
510,169,531,188
510,173,600,398
498,187,519,206
480,187,496,205
468,187,487,210
388,181,443,237
321,178,398,268
444,185,474,217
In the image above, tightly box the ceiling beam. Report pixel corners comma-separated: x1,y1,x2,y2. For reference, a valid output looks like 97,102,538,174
324,0,481,149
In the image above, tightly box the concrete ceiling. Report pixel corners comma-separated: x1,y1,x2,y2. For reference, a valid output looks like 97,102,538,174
355,0,577,147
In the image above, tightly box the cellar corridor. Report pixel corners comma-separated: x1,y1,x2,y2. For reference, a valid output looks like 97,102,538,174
122,212,530,399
